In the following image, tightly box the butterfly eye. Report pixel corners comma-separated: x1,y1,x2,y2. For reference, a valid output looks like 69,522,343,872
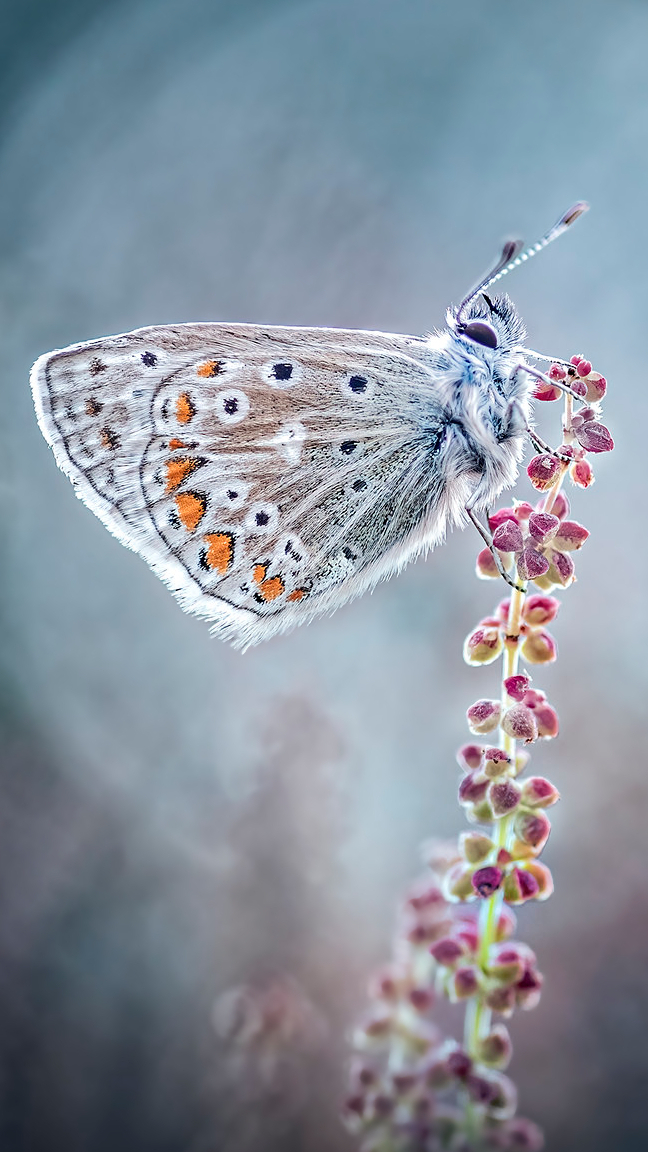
459,320,499,349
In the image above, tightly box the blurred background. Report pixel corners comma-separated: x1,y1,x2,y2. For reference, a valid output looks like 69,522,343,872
0,1,645,1148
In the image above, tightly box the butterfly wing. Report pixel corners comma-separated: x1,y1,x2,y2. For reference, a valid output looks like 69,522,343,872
31,322,469,646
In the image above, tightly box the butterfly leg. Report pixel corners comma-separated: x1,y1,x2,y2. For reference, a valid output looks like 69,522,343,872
465,504,526,593
505,393,571,462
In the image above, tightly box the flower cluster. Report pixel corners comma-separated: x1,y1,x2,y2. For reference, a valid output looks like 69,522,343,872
344,356,613,1150
343,862,544,1151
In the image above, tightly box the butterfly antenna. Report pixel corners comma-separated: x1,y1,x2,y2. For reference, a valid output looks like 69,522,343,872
456,201,589,328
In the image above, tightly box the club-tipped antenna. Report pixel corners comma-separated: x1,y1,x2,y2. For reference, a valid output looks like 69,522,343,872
455,201,589,329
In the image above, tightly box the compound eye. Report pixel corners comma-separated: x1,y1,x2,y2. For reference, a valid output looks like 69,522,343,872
461,320,499,349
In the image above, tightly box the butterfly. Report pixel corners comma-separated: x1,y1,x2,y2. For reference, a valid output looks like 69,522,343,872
30,204,587,648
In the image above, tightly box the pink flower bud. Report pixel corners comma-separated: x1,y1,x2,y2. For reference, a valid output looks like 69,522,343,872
503,867,539,905
524,860,554,899
488,507,519,530
576,358,592,377
548,363,567,381
483,747,513,778
550,491,570,520
495,907,517,941
528,511,560,543
570,376,588,398
466,698,501,735
522,594,559,626
488,779,522,816
534,702,559,738
514,811,551,851
460,830,494,864
477,1024,513,1069
527,454,562,491
472,866,503,897
463,626,503,665
517,547,550,581
497,1117,545,1151
520,776,560,808
453,966,480,1000
482,1070,518,1119
575,420,614,453
501,705,538,743
570,455,595,488
546,549,575,588
485,985,516,1015
408,987,434,1012
492,519,525,553
520,628,557,665
459,772,489,805
457,744,484,772
585,372,607,402
431,937,465,966
504,674,530,701
488,945,526,985
572,404,598,425
553,519,589,551
533,380,562,401
515,965,544,1010
443,863,476,902
515,501,534,520
570,354,584,365
447,1048,473,1079
476,547,500,579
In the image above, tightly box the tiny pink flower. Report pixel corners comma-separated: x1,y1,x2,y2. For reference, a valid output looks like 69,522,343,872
517,547,550,581
553,519,589,550
528,511,560,544
576,358,592,377
550,491,570,519
546,548,575,587
504,674,530,701
472,866,504,898
533,379,562,401
585,372,607,402
477,1024,513,1069
466,698,501,734
520,776,560,808
504,867,539,905
488,507,520,530
570,455,595,488
463,626,503,665
453,966,480,1000
527,453,562,491
501,705,538,743
574,420,614,453
520,628,557,665
488,779,522,816
456,743,484,771
493,519,524,553
458,773,489,805
522,594,560,626
430,937,465,967
476,547,500,579
534,702,559,739
514,811,551,851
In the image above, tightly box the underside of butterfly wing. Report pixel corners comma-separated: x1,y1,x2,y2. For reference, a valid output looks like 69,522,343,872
31,322,488,646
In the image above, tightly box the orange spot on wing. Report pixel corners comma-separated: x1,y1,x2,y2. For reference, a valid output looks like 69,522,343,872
197,360,221,378
256,576,285,602
168,438,186,450
287,588,306,602
165,456,200,493
202,532,234,575
176,392,196,424
253,564,267,584
175,492,206,532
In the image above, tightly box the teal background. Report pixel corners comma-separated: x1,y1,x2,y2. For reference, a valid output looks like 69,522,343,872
0,1,644,1149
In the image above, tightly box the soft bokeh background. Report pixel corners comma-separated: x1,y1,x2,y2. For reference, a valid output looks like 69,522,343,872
1,1,645,1148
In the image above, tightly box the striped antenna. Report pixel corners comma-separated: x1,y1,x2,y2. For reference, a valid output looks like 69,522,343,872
456,202,589,329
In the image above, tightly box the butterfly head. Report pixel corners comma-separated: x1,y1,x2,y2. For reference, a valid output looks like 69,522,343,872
450,292,526,356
